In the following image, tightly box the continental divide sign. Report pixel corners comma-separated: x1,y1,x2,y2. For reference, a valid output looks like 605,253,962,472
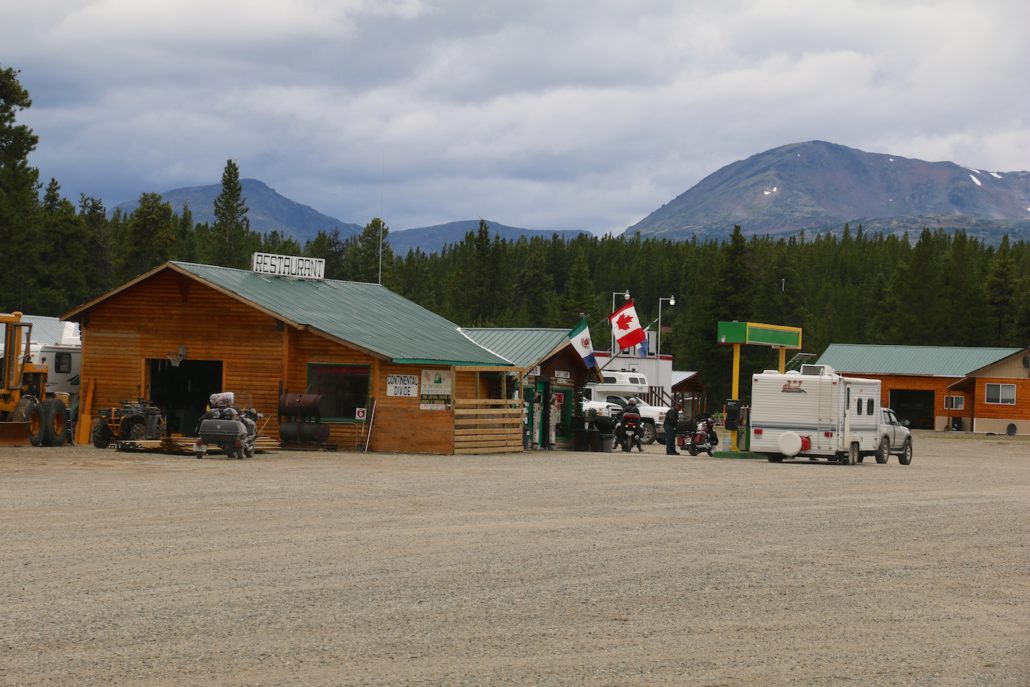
252,252,325,280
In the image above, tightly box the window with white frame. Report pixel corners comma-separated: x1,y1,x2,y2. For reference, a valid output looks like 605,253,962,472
944,395,964,410
985,383,1015,405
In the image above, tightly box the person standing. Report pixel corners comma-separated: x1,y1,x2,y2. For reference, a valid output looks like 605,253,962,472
665,401,682,455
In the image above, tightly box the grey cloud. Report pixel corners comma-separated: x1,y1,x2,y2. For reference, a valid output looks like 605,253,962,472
9,0,1030,234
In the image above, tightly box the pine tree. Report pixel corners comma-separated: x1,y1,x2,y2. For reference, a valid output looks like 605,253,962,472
984,236,1017,345
36,179,89,314
79,194,114,297
119,192,176,279
211,160,251,268
0,66,42,311
347,218,393,284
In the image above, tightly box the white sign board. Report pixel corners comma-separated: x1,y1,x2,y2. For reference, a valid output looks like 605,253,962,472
387,374,419,398
252,252,325,280
420,369,453,410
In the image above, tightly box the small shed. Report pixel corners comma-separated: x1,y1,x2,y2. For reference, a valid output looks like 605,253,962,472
464,328,598,449
670,370,705,417
63,261,522,454
817,344,1029,434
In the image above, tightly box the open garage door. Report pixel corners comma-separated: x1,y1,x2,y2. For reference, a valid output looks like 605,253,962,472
888,389,935,429
148,359,222,437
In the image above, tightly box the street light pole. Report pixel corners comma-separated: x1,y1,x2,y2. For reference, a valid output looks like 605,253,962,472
610,290,630,356
658,295,676,392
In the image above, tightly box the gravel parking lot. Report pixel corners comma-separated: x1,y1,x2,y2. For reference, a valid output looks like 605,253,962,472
2,430,1028,686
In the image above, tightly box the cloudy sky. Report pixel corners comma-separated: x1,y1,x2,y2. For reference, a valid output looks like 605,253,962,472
6,0,1030,234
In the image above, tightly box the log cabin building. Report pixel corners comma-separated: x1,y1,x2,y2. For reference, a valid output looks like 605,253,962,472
817,344,1030,435
63,261,529,454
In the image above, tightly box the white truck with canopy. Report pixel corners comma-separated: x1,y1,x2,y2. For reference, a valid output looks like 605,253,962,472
749,364,912,465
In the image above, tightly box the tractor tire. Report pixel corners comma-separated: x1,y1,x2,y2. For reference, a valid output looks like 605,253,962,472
41,398,67,447
12,398,44,446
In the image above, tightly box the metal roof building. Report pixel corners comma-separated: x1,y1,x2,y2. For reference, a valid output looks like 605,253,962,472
817,343,1029,435
818,344,1020,378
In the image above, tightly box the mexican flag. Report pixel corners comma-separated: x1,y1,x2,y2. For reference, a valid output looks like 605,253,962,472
609,300,646,350
568,318,597,368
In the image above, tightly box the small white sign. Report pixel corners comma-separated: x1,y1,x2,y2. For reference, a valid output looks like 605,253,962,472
555,370,571,380
355,407,367,420
387,374,419,397
252,252,325,280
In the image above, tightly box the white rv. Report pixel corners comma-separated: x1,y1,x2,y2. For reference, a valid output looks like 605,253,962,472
749,364,912,465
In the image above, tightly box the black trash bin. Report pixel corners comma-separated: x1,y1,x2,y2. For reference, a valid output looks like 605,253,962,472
586,428,601,451
573,428,589,451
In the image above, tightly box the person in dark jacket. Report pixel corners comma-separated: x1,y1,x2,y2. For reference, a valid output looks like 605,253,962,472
664,401,682,455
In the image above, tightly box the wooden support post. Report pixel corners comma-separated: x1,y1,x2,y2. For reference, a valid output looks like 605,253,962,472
778,347,786,373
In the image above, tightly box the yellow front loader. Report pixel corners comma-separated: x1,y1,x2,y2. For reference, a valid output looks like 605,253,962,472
0,312,68,447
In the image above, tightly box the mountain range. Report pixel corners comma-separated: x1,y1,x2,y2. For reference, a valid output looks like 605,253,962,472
116,141,1030,251
114,179,587,254
627,140,1030,242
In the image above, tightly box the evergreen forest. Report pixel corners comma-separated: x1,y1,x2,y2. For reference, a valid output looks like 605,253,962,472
3,67,1030,403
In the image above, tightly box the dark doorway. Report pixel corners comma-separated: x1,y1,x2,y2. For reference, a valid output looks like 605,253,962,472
149,359,222,436
888,389,935,429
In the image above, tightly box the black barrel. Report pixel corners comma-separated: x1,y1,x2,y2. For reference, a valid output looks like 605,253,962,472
278,393,322,420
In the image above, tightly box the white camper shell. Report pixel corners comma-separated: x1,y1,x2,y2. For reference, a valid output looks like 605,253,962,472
749,364,911,465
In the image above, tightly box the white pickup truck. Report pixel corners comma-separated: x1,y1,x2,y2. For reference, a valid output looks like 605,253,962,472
582,387,669,444
749,365,913,465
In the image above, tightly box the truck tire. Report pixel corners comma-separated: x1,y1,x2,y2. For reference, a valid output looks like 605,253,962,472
640,422,656,445
766,454,783,463
876,436,890,464
898,439,913,465
41,398,67,447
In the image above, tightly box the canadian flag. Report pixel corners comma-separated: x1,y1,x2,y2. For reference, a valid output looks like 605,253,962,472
609,300,646,350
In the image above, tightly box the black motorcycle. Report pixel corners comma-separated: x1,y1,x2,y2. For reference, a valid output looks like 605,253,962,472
614,409,644,452
193,392,262,459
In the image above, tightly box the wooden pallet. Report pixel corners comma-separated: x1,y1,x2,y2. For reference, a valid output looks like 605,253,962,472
115,436,280,454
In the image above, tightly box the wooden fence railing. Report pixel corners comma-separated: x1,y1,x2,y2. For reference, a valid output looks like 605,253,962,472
453,398,523,454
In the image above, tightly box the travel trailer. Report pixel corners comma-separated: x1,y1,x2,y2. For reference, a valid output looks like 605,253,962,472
749,365,912,465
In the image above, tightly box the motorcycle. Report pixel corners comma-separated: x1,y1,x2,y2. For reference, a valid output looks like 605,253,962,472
614,408,644,452
193,392,262,459
678,414,718,456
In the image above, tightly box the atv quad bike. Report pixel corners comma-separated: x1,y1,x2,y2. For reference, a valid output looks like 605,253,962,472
91,398,166,448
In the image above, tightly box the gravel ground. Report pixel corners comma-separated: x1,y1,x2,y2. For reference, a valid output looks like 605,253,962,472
1,430,1028,686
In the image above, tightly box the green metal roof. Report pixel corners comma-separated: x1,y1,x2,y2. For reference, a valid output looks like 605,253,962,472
464,328,570,368
171,262,513,367
817,344,1020,377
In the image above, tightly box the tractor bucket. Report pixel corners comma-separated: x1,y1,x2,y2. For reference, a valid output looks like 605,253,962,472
0,421,32,447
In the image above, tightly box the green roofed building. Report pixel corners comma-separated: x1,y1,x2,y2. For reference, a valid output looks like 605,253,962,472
817,343,1030,435
64,261,523,454
465,328,599,449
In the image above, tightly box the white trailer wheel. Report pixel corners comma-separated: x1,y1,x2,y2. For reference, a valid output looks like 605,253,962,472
847,442,858,465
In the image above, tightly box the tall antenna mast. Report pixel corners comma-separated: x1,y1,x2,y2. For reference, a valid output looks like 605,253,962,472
378,151,384,284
